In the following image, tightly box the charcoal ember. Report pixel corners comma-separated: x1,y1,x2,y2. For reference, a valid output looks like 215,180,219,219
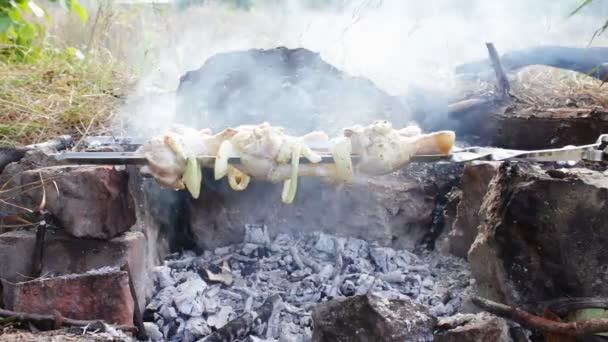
146,231,471,341
245,224,271,246
340,280,357,297
312,294,436,342
184,317,212,342
174,277,207,316
147,286,177,312
153,266,175,289
144,322,163,342
355,274,376,295
207,306,236,330
313,232,335,255
159,305,178,321
343,237,369,260
369,247,396,273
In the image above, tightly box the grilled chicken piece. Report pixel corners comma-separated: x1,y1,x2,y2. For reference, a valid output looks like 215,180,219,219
344,120,455,176
214,122,325,181
137,125,237,188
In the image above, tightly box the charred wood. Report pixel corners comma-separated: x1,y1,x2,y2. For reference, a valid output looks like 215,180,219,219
201,294,281,342
121,263,148,340
456,46,608,81
485,43,510,99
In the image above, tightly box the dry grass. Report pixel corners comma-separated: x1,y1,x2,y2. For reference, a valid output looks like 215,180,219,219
0,54,136,147
510,65,608,108
454,64,608,109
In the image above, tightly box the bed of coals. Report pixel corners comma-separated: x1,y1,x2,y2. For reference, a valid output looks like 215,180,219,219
144,225,472,342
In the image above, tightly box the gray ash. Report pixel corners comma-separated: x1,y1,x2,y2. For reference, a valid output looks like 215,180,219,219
145,225,471,342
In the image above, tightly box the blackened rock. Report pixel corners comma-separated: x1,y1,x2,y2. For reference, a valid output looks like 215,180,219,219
469,164,608,308
190,174,435,251
311,294,436,342
446,162,500,258
176,47,410,136
0,146,28,174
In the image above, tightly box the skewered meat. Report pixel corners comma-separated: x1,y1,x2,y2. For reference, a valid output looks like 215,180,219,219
214,122,327,203
136,125,237,190
138,121,456,203
344,120,455,175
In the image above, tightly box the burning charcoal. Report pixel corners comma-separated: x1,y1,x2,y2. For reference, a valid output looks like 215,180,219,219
265,295,284,339
422,276,434,288
202,295,281,342
344,237,369,259
245,224,271,246
220,289,244,301
164,318,180,340
245,296,254,312
378,271,406,283
147,286,177,311
289,269,308,282
159,305,178,321
144,322,163,342
355,274,376,295
174,270,200,283
401,275,422,298
369,247,396,273
340,280,357,297
242,243,259,256
214,246,232,256
313,233,335,255
153,266,175,289
205,262,234,286
184,317,212,342
278,322,301,342
207,306,236,330
318,264,334,281
174,277,207,316
430,302,454,317
247,337,278,342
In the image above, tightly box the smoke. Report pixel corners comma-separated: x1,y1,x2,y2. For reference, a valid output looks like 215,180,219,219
116,0,608,137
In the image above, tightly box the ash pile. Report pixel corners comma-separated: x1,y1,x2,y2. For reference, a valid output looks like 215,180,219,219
145,225,471,342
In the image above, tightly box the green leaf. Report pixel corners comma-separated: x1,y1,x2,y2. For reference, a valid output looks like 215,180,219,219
569,0,593,17
71,2,87,23
0,14,11,33
183,157,202,199
7,7,22,22
18,21,35,40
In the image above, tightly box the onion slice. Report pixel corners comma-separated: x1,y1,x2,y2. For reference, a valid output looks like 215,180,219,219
215,140,234,180
228,166,251,191
281,142,302,204
330,137,354,182
183,157,202,199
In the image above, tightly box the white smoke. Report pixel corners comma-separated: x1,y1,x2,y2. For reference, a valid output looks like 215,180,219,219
116,0,608,136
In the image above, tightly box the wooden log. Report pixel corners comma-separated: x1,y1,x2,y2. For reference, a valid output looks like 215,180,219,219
472,296,608,336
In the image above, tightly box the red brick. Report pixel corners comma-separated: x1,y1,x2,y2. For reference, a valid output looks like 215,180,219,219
13,270,134,326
